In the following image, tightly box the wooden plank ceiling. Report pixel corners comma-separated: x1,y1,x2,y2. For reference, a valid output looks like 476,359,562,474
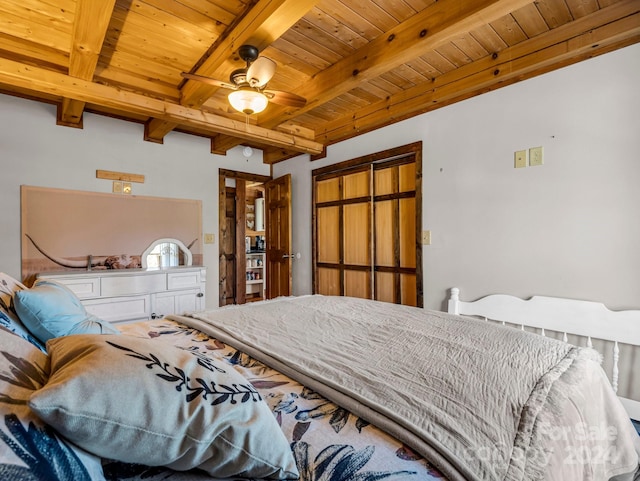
0,0,638,163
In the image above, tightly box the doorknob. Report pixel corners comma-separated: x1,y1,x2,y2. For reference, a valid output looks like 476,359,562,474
282,254,294,259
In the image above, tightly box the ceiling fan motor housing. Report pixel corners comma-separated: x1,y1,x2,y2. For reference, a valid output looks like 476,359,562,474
238,45,259,64
230,45,260,87
230,68,249,86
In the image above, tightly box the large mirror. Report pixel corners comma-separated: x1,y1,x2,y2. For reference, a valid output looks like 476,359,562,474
141,238,192,268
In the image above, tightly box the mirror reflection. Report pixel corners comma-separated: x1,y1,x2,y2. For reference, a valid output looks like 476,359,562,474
142,238,193,268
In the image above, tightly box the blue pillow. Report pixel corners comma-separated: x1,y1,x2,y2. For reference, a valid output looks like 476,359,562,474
14,279,119,344
0,307,46,352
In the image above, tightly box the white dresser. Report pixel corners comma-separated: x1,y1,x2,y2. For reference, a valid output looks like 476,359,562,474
38,266,206,325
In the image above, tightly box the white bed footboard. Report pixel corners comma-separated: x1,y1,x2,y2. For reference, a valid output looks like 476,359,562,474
447,287,640,421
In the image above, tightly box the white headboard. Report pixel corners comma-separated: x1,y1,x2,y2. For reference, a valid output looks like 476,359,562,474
447,287,640,421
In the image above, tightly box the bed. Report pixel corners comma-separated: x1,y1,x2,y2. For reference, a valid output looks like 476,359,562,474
0,275,638,481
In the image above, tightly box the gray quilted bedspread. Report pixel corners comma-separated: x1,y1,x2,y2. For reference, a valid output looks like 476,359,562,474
171,295,640,481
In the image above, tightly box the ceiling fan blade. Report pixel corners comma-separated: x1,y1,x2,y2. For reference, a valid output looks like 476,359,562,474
264,90,307,108
247,57,276,87
180,72,237,90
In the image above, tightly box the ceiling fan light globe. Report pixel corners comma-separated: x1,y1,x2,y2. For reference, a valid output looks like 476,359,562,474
247,57,277,87
228,89,268,115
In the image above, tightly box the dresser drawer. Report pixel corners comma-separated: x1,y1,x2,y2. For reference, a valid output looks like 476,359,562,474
83,295,151,324
167,270,202,290
42,276,100,300
101,273,166,297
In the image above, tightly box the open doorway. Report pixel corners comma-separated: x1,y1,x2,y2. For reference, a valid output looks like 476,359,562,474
219,169,294,306
245,181,266,302
219,169,270,306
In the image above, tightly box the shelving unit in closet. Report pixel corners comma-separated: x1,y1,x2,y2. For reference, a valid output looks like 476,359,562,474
245,252,265,302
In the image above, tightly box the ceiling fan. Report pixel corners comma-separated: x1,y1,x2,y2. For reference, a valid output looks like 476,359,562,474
181,45,307,115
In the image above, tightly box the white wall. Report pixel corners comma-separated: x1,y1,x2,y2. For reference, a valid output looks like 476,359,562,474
274,43,640,311
2,44,638,312
0,95,270,307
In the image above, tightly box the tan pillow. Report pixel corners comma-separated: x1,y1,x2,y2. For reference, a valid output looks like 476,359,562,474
29,334,298,479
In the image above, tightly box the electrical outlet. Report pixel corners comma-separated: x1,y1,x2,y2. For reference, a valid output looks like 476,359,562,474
112,181,123,193
421,230,431,245
529,146,544,166
204,233,215,244
514,150,527,168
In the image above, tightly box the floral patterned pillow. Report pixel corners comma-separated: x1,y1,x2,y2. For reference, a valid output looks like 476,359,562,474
0,308,46,352
0,272,27,313
0,327,106,480
29,334,299,479
0,272,45,352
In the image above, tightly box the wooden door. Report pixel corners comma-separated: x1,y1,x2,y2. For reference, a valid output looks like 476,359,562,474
373,160,418,306
265,174,292,298
312,142,422,307
218,180,236,306
234,180,247,305
315,166,372,299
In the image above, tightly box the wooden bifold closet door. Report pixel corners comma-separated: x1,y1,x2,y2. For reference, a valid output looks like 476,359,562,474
313,143,422,307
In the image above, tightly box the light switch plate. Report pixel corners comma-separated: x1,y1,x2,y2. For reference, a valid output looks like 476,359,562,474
422,230,431,245
204,233,215,244
529,146,544,166
122,182,132,194
514,150,527,168
112,181,123,193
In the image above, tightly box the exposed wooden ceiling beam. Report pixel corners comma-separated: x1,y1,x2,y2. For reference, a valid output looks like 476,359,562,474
144,0,320,144
258,0,640,164
57,96,86,128
262,147,302,165
0,58,322,154
318,4,640,147
181,0,321,108
210,118,319,155
58,0,116,126
144,118,179,144
250,122,316,163
272,0,534,122
210,129,264,156
211,0,533,155
2,0,633,163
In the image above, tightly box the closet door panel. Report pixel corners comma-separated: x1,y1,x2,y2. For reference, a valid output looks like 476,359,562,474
318,267,340,296
344,270,370,299
343,203,370,266
399,163,416,192
343,171,369,199
313,143,421,306
316,177,340,203
401,274,417,307
317,206,340,263
374,200,395,267
399,198,416,269
375,272,395,303
374,168,395,196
